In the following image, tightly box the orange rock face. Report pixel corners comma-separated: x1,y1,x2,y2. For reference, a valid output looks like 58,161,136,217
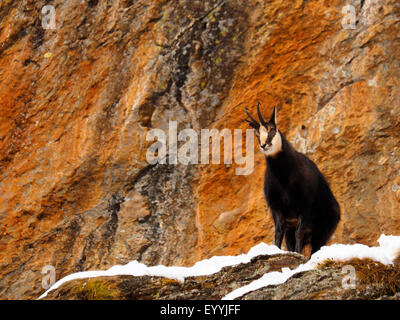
196,0,400,260
0,0,399,299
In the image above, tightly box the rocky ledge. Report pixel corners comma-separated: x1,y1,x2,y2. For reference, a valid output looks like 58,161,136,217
42,253,400,300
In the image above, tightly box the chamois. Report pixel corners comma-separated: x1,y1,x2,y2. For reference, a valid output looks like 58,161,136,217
245,103,340,255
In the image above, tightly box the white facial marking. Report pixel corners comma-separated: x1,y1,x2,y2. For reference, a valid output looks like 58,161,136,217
260,129,282,157
259,126,268,146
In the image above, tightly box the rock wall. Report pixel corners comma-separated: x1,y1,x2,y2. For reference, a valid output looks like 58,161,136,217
0,0,399,299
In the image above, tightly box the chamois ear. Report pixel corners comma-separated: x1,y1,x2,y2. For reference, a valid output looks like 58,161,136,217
270,106,277,126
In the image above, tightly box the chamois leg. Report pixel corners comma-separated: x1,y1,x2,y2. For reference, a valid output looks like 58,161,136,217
311,231,328,254
275,223,285,249
273,213,285,249
311,226,334,254
285,229,296,252
311,240,323,255
294,218,307,254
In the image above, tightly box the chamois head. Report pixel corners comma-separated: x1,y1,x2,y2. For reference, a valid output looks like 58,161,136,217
244,102,282,157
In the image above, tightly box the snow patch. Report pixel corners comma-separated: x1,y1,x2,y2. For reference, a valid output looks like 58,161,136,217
38,242,285,299
38,234,400,300
222,234,400,300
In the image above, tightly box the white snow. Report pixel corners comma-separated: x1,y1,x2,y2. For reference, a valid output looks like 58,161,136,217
222,267,308,300
222,234,400,300
38,242,285,299
38,234,400,300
